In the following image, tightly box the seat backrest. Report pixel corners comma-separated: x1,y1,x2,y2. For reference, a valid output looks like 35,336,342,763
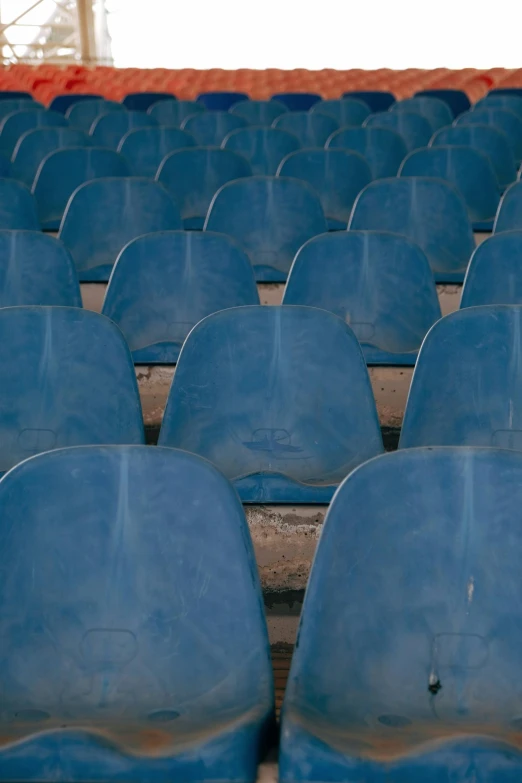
342,90,395,112
118,127,195,177
364,110,433,152
415,88,471,117
90,110,157,148
122,91,174,111
456,108,522,161
49,94,102,114
494,181,522,232
181,111,247,145
11,127,91,186
390,96,453,131
65,98,126,130
147,98,205,127
272,111,339,147
326,126,407,179
476,94,522,119
310,98,371,126
271,92,321,111
461,231,522,308
223,127,300,175
0,109,68,156
229,99,288,125
0,99,42,122
197,91,249,110
0,179,39,230
0,92,33,101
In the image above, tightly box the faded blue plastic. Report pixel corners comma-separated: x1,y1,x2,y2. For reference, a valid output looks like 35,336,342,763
156,147,252,230
49,94,101,114
223,127,300,175
494,181,522,232
11,127,91,186
103,230,259,363
0,178,39,229
0,153,10,177
204,176,327,281
277,149,372,230
122,91,175,111
415,88,471,117
461,231,522,307
33,147,130,231
400,305,522,449
0,98,42,121
456,108,522,162
159,305,383,502
342,90,395,112
476,94,522,118
271,93,321,111
280,445,522,783
399,146,500,228
364,110,433,152
147,98,205,127
65,98,126,130
490,87,522,97
326,127,408,179
391,96,453,131
197,91,249,110
0,90,32,100
283,231,441,365
59,178,182,282
181,111,247,146
272,112,339,147
430,124,517,190
0,230,81,307
229,99,288,125
90,110,157,149
0,307,144,475
0,109,68,156
118,127,196,177
0,444,274,782
310,98,371,126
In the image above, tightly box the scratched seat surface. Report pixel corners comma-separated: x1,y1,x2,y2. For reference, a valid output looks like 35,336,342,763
118,127,196,177
0,307,144,476
280,446,522,783
0,445,273,783
311,98,371,127
272,111,339,147
11,127,91,186
400,305,522,449
65,98,126,131
0,108,67,157
158,305,383,502
102,230,259,363
326,127,408,179
223,127,300,176
494,181,522,232
147,98,205,127
181,111,248,146
283,231,441,365
0,178,39,230
461,231,522,307
364,110,433,152
229,99,288,125
390,95,453,131
90,110,157,149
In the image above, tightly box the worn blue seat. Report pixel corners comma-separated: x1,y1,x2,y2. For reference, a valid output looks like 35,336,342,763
90,110,157,149
49,93,101,114
494,181,522,232
65,98,126,130
229,99,288,125
391,96,453,131
197,91,249,110
103,230,259,363
327,127,407,179
181,111,247,146
0,98,42,121
122,91,174,111
204,176,327,281
0,230,81,307
223,127,300,175
157,147,252,230
461,231,522,307
159,305,383,502
280,445,522,783
59,178,181,282
342,90,395,112
277,149,372,230
0,307,144,475
271,93,321,111
11,127,91,186
456,108,522,162
0,443,273,782
33,147,130,231
476,94,522,119
415,88,471,117
272,112,338,147
147,98,205,127
311,98,371,126
283,231,441,365
349,177,474,283
364,110,433,152
0,109,68,157
118,127,196,177
0,179,39,230
399,146,500,229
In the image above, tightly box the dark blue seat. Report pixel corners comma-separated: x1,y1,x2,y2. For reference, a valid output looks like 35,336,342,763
0,109,68,157
271,93,321,111
476,94,522,119
327,127,408,179
33,147,130,231
390,96,453,131
0,444,273,782
229,99,288,125
156,147,252,230
197,91,249,110
223,127,300,175
49,93,102,114
349,176,474,283
118,127,196,177
59,178,182,282
102,230,259,363
0,98,42,122
461,231,522,307
280,445,522,783
0,91,32,100
181,111,247,146
204,176,327,281
490,87,522,97
0,179,39,230
283,231,441,365
272,112,338,147
456,108,522,162
364,110,433,152
277,148,372,229
310,98,371,126
11,127,91,186
147,98,205,127
342,90,395,112
90,110,157,149
415,88,471,117
122,91,174,111
494,181,522,232
159,305,383,502
65,98,126,131
0,152,10,177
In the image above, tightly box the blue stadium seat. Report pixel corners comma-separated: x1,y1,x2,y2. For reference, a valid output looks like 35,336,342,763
280,446,522,783
33,147,130,231
229,99,288,125
342,90,395,112
494,181,522,232
157,147,252,230
461,231,522,307
0,179,39,229
490,87,522,97
0,230,81,307
283,231,441,364
223,127,300,175
0,109,68,157
204,176,328,281
11,127,91,186
122,91,174,111
65,98,126,130
0,98,42,121
181,111,247,146
349,177,474,283
147,98,205,126
90,110,157,149
327,126,408,179
0,91,32,100
118,127,196,177
430,123,517,190
102,230,259,363
197,91,249,110
391,96,453,131
159,305,383,502
49,94,101,114
399,146,500,228
310,98,371,126
272,112,338,147
364,110,433,152
0,153,10,177
0,307,144,475
456,108,522,162
415,88,471,117
477,94,522,118
0,444,273,782
271,92,321,111
277,148,372,229
59,178,182,282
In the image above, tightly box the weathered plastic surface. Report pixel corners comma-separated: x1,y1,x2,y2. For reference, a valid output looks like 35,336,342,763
0,109,67,156
204,176,328,281
399,146,500,226
197,91,249,110
33,148,130,231
157,147,252,230
476,94,522,118
147,98,205,126
283,231,441,365
123,91,174,111
0,230,81,307
461,231,522,307
102,230,259,363
0,98,42,121
159,305,383,502
65,98,126,130
349,177,475,283
181,111,247,146
272,111,339,147
11,127,91,186
277,149,372,229
364,110,433,152
229,99,288,125
400,305,522,448
391,96,453,131
59,178,181,282
280,446,522,783
494,181,522,232
0,444,273,783
118,127,196,177
456,108,522,162
327,127,408,179
223,127,300,175
271,92,321,111
90,110,157,149
0,178,39,230
49,93,102,113
415,88,471,117
343,90,395,112
311,98,371,126
0,307,144,475
430,124,517,190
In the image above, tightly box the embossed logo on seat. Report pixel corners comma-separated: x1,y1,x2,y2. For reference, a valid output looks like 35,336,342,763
242,428,304,459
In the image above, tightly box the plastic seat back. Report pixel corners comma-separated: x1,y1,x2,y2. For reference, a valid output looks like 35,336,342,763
271,92,321,111
0,91,32,101
65,98,126,130
461,231,522,307
415,88,471,117
0,179,39,229
272,112,338,147
159,305,383,502
456,108,522,161
118,127,195,177
342,90,395,112
311,98,371,126
364,110,433,152
327,126,407,179
494,181,522,232
181,111,247,146
0,98,42,122
230,99,288,125
223,127,300,175
391,96,453,131
11,127,91,186
197,91,249,110
0,109,68,156
90,110,157,149
147,98,205,127
49,94,101,114
476,94,522,119
490,87,522,97
123,91,174,111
